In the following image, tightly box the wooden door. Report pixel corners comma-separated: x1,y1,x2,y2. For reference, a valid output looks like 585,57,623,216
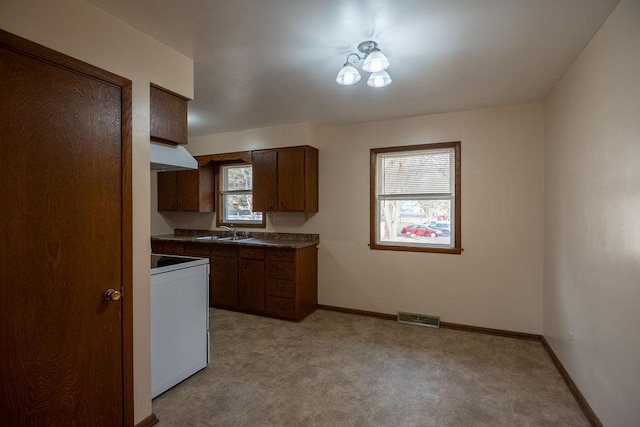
251,150,278,211
238,259,265,313
277,147,305,211
0,31,132,425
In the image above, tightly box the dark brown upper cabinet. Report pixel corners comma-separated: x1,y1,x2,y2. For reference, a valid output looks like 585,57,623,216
150,84,189,145
157,162,214,212
252,146,318,213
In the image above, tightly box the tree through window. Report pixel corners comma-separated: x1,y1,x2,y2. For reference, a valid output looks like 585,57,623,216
218,163,264,227
370,142,461,254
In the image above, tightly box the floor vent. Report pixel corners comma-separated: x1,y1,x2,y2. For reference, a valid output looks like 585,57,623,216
398,312,440,328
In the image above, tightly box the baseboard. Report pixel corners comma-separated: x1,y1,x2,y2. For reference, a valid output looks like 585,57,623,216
541,337,602,427
135,413,159,427
317,304,396,321
317,304,541,340
439,321,542,341
317,304,600,426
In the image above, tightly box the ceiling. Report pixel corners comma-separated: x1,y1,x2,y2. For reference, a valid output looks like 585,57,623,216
88,0,620,137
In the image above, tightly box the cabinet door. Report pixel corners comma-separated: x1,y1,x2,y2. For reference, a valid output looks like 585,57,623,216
277,147,305,211
251,150,278,211
210,256,238,309
150,85,188,145
238,259,265,313
177,168,199,211
196,163,215,212
157,163,214,212
157,171,178,211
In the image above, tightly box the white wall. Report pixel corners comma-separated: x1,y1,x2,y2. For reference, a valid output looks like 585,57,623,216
315,104,544,334
543,0,640,425
157,104,545,334
0,0,194,423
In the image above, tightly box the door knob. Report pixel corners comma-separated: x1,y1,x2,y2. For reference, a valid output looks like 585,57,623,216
104,289,122,301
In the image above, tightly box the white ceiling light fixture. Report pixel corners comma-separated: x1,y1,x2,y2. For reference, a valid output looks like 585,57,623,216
336,40,392,88
335,60,361,86
367,71,392,88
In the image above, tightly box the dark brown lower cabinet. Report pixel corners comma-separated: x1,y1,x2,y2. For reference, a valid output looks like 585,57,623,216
264,246,317,320
185,243,211,258
152,240,186,255
266,295,296,317
210,247,239,309
151,239,318,321
239,259,265,313
238,248,265,313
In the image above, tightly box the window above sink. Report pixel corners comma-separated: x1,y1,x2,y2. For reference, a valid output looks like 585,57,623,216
218,163,265,228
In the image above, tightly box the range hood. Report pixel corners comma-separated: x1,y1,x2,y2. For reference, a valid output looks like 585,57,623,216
150,142,197,171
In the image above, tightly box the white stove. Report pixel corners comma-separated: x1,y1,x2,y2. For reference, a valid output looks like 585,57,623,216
150,254,210,398
151,254,209,274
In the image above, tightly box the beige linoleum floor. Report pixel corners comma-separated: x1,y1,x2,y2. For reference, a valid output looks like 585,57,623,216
152,309,588,426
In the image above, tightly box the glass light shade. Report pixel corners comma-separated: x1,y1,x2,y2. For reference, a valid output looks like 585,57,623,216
336,64,361,85
367,70,392,88
362,49,390,72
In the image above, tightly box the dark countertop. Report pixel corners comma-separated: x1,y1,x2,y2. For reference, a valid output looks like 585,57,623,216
152,230,319,249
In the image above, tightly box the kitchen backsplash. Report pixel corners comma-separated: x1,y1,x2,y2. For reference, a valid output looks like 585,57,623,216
173,228,319,242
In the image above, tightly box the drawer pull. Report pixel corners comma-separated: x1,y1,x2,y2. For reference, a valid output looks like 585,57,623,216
276,301,286,307
276,283,286,288
277,253,285,258
276,265,285,270
247,252,255,257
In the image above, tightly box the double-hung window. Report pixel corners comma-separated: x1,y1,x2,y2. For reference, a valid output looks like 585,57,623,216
218,163,264,227
370,141,461,254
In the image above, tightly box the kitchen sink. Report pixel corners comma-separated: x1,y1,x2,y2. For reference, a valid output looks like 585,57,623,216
217,236,253,241
192,235,253,242
193,236,218,241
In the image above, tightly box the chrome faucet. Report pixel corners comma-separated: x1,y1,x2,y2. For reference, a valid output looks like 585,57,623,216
220,225,237,239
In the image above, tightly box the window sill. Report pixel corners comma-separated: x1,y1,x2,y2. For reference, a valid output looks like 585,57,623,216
218,221,266,229
369,243,463,254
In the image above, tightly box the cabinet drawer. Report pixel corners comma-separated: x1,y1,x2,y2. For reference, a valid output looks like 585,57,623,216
266,279,295,298
211,246,238,258
184,243,210,257
266,261,295,280
239,248,265,260
266,296,295,318
266,249,295,262
151,240,165,253
156,241,185,255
